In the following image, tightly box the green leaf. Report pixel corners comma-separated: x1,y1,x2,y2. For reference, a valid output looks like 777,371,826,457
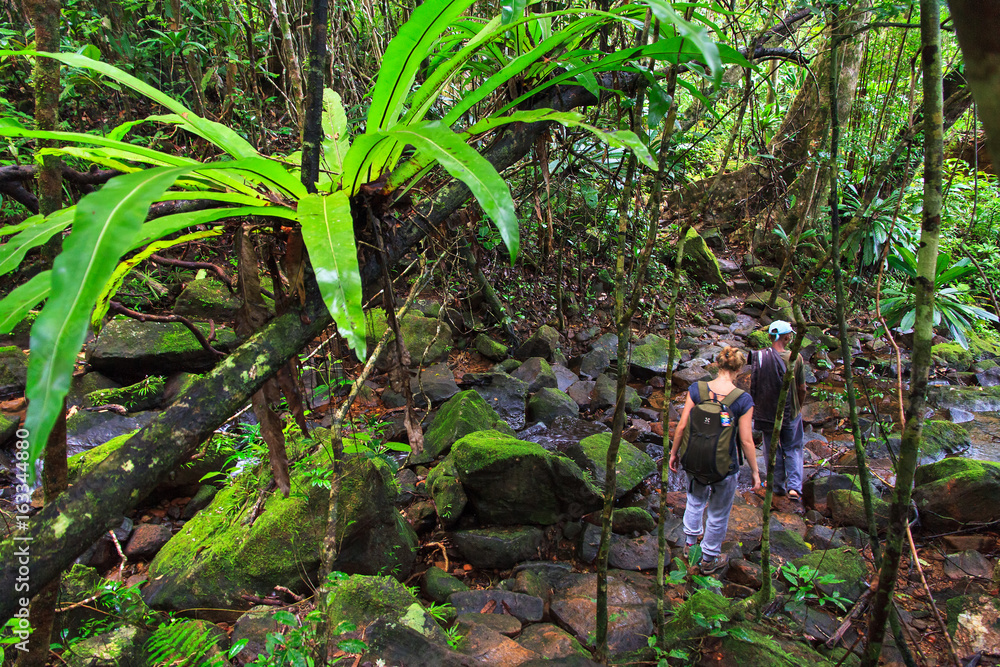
0,271,51,334
297,192,367,358
336,639,368,653
387,122,519,263
320,89,351,175
647,81,672,128
367,0,477,132
23,166,191,481
0,208,74,276
501,0,528,24
272,611,298,627
93,228,222,330
133,206,296,249
228,639,249,659
641,2,722,87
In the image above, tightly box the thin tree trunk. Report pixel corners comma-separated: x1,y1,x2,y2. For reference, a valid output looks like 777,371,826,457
862,0,943,661
950,2,1000,170
269,0,305,127
31,0,62,263
300,0,328,190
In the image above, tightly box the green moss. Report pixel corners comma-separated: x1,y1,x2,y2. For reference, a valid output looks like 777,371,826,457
575,433,655,498
326,574,446,642
451,430,548,471
426,456,467,526
919,420,970,460
659,590,731,645
85,376,166,411
914,457,998,487
681,229,726,291
747,330,772,350
792,547,868,601
418,391,512,464
68,432,138,483
932,343,974,370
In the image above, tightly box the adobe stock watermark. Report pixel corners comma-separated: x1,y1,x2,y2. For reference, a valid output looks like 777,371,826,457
11,428,33,652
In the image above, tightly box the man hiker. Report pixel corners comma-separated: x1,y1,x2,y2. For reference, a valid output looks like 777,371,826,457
750,320,807,501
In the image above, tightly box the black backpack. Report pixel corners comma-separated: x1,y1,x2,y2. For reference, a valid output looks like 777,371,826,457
679,381,744,485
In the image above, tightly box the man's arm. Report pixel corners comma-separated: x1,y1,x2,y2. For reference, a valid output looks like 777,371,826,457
796,357,807,409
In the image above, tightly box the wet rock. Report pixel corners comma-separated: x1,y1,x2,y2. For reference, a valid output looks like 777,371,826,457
83,375,166,413
680,228,726,292
579,349,611,379
714,308,738,325
726,559,762,588
948,407,974,423
800,400,836,425
411,362,461,405
63,624,151,667
370,310,454,370
516,623,589,659
828,489,890,531
552,364,579,392
514,325,562,361
946,594,1000,656
67,372,120,408
447,430,602,525
475,333,509,361
589,333,619,358
592,374,641,413
512,356,559,393
579,523,601,563
124,523,172,560
454,623,540,665
566,380,596,408
718,258,740,274
927,385,1000,412
173,278,242,321
65,411,156,457
912,458,1000,532
630,335,679,380
87,319,238,382
803,472,857,507
943,550,994,579
0,413,17,448
916,420,971,463
551,595,652,653
427,457,467,527
804,525,856,551
422,566,470,603
0,345,28,397
612,507,656,534
456,612,522,637
466,372,529,430
792,547,869,602
566,432,655,499
416,390,513,464
608,534,659,570
232,606,283,663
671,366,712,391
450,590,544,623
529,387,580,423
769,528,811,561
451,526,544,570
328,573,449,646
362,616,472,667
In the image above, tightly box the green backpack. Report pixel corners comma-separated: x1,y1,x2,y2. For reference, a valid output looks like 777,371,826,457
679,381,745,485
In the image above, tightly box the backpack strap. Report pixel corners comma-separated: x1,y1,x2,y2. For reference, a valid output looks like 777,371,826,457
720,388,745,407
695,381,710,404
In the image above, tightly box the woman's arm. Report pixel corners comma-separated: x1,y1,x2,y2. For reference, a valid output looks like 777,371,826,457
738,406,761,488
668,394,695,472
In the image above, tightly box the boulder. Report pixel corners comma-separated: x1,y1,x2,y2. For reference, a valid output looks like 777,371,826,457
629,335,679,380
64,624,151,667
448,430,602,525
451,526,545,569
124,524,173,560
466,372,529,430
589,333,619,358
913,458,1000,532
529,387,580,423
612,507,656,534
512,357,559,393
231,606,283,664
422,566,469,603
68,372,119,408
917,420,971,463
0,345,28,397
456,612,522,637
746,265,780,287
591,374,641,413
566,433,655,499
746,330,772,350
579,349,611,379
474,334,508,361
671,366,712,391
326,573,449,646
426,457,468,526
827,489,889,531
608,534,659,570
769,528,811,561
66,411,157,457
514,325,562,361
792,547,869,603
87,320,239,383
714,308,738,325
516,623,589,659
416,390,513,464
145,453,416,619
83,375,166,412
946,594,1000,656
450,590,544,623
453,624,540,664
566,380,596,408
927,385,1000,412
552,364,579,392
681,228,727,291
943,550,994,579
803,473,858,507
369,310,455,369
408,362,460,405
173,278,242,321
0,412,18,448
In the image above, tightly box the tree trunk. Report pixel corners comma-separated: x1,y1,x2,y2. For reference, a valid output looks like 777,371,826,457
862,0,944,661
30,0,62,263
950,1,1000,171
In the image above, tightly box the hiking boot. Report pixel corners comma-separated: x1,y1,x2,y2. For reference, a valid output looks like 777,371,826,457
699,553,728,575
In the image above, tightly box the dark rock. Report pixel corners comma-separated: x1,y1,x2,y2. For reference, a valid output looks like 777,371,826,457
454,623,540,663
456,612,522,637
447,430,602,525
466,372,529,430
474,334,509,361
608,534,659,570
828,489,889,531
804,525,852,551
726,559,762,588
630,335,679,380
426,457,467,527
416,390,513,464
718,258,740,274
173,278,242,321
927,385,1000,413
232,606,283,664
371,310,454,370
917,420,971,463
714,308,738,325
67,372,120,408
589,333,618,358
512,356,559,393
0,413,18,448
803,473,857,507
792,547,869,602
943,550,994,579
579,523,601,563
579,349,610,379
0,345,28,397
680,228,727,291
363,616,472,667
516,623,589,659
612,507,656,534
181,484,217,520
566,380,596,408
451,526,545,569
912,458,1000,532
65,410,156,457
411,362,461,405
592,374,641,413
800,400,836,425
423,566,470,603
529,387,580,423
494,359,521,373
565,433,655,499
551,596,652,653
450,589,544,622
63,624,150,667
87,319,238,382
552,364,579,392
769,528,811,561
83,375,166,413
514,325,562,361
327,573,450,647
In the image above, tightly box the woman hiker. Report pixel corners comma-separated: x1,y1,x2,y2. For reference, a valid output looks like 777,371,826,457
668,346,761,574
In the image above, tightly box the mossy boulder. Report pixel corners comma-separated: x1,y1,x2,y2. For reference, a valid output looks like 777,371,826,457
514,324,562,361
746,265,780,288
87,319,238,382
659,590,731,645
629,334,679,379
912,458,1000,532
173,278,242,321
612,507,656,534
145,454,416,619
0,345,28,395
792,547,869,602
747,330,772,350
426,457,468,527
415,390,513,464
528,387,580,423
326,573,448,645
592,373,641,413
475,334,509,361
946,594,1000,655
827,489,889,531
918,420,971,464
449,430,603,525
0,412,18,447
713,623,850,666
369,310,454,369
64,624,151,667
927,384,1000,412
421,566,469,603
450,526,545,569
512,356,559,393
681,228,727,291
84,376,166,412
932,333,1000,371
67,432,137,483
567,433,655,499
